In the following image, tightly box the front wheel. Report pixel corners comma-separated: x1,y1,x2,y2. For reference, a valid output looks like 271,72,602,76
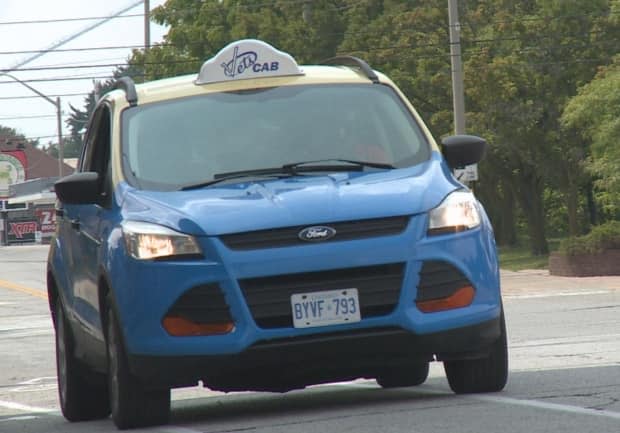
107,305,170,429
55,301,110,421
443,309,508,394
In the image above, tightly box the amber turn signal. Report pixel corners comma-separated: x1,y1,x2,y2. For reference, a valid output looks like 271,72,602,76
162,316,234,336
416,285,475,313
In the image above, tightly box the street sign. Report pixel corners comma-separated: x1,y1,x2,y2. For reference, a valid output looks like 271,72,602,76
454,163,479,182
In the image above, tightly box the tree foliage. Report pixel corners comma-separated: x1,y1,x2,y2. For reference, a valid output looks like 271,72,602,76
64,65,144,157
562,59,620,219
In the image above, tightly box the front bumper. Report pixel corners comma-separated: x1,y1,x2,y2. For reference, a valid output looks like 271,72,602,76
109,212,501,359
128,315,502,391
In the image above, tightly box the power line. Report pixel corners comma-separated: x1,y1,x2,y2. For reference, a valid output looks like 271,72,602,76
0,13,144,26
0,92,89,101
33,57,132,68
0,114,57,121
5,59,197,72
0,44,145,56
0,75,145,84
481,9,620,26
7,0,145,71
23,134,73,142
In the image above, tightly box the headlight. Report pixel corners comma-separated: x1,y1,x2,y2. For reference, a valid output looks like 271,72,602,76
122,221,202,260
428,191,481,235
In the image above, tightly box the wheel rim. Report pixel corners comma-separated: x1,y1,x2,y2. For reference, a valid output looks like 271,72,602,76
56,310,68,407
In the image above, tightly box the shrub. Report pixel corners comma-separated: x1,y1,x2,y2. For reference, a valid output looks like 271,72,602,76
558,221,620,256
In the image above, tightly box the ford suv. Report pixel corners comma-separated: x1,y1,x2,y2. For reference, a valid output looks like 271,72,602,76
48,39,507,430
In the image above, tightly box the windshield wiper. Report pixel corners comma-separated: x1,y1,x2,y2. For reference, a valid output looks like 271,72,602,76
180,159,394,190
180,170,294,190
282,159,395,171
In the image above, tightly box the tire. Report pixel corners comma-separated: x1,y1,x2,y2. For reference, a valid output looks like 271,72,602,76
54,301,111,421
107,305,170,430
443,309,508,394
377,361,429,388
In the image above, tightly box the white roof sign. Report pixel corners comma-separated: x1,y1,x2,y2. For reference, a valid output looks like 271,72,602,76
196,39,304,85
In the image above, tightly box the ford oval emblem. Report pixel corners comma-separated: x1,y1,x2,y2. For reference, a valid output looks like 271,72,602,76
298,226,337,242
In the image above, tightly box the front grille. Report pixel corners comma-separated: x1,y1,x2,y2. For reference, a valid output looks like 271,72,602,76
238,263,405,328
220,216,409,250
166,284,233,324
416,261,471,302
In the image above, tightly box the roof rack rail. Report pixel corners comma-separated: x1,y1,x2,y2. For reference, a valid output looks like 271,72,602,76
115,76,138,106
320,56,379,84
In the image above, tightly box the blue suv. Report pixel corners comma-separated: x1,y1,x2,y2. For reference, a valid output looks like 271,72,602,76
48,39,507,430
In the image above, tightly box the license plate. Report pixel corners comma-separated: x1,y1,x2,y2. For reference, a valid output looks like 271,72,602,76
291,288,361,328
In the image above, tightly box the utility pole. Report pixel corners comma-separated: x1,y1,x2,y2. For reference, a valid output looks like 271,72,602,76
448,0,478,183
0,73,63,177
56,97,63,177
448,0,465,135
144,0,151,53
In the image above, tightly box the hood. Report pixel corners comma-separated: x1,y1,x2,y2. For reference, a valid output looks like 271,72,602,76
119,154,460,236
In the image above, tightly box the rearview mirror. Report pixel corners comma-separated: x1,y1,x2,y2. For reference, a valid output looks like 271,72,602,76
54,172,101,205
441,135,487,169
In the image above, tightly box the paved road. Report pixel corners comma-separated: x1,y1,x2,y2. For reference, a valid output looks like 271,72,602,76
1,245,619,432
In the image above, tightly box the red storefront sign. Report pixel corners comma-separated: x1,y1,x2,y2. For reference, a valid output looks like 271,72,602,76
35,207,56,235
7,219,37,244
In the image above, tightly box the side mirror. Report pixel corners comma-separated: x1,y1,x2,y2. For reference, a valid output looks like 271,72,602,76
54,172,101,205
441,135,487,169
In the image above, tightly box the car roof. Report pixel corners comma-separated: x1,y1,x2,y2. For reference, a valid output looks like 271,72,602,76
103,39,396,108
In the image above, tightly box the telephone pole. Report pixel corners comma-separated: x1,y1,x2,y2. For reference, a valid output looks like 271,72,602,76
144,0,151,53
448,0,465,135
0,73,64,177
448,0,478,182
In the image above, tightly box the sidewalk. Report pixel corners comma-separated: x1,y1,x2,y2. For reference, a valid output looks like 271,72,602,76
501,268,620,298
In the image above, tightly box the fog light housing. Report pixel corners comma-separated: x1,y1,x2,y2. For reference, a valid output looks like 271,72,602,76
162,316,234,336
416,285,475,313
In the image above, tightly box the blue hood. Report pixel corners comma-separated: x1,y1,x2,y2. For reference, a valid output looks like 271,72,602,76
119,154,460,236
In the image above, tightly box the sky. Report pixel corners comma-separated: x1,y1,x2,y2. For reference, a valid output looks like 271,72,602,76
0,0,169,145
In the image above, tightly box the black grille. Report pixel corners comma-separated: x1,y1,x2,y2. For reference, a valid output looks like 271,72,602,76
238,263,405,328
166,284,233,324
416,261,471,302
220,216,409,250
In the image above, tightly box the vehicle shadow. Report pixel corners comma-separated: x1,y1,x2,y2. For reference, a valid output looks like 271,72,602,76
171,379,454,425
3,365,619,432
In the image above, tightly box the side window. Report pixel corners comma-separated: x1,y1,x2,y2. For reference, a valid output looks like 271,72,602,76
79,105,112,206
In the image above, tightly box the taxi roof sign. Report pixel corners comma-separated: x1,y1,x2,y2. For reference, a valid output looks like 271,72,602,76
196,39,304,85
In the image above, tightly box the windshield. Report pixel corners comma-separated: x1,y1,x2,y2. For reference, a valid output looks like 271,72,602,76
122,83,431,190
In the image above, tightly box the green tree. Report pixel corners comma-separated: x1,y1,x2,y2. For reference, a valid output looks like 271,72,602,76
464,0,619,253
562,59,620,221
65,65,144,156
0,126,36,148
338,0,453,136
132,0,347,81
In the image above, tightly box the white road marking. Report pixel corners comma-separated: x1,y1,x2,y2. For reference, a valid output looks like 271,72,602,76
504,290,611,299
341,382,620,420
155,426,204,433
0,399,56,414
10,377,57,393
0,415,39,422
474,394,620,420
